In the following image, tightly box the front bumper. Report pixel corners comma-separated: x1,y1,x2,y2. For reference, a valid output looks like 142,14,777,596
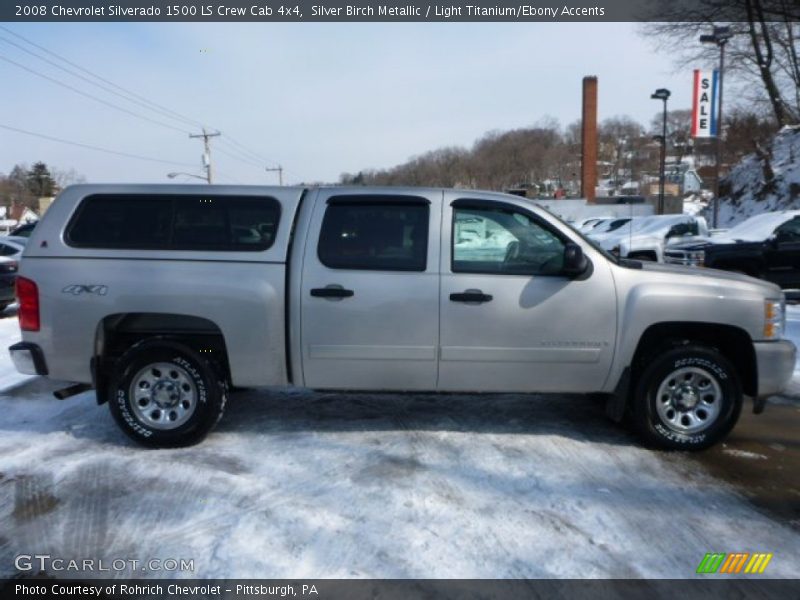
754,339,796,398
9,342,48,376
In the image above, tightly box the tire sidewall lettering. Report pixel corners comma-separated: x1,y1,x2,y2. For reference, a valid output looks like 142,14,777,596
673,357,727,380
173,356,207,404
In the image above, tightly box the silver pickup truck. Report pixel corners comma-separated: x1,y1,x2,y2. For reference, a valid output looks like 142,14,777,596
9,185,796,449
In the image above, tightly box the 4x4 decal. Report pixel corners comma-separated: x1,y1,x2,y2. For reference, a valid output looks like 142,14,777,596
62,285,108,296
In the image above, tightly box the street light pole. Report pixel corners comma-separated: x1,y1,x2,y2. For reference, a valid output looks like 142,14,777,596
167,172,207,182
651,88,671,215
713,39,727,228
700,26,732,228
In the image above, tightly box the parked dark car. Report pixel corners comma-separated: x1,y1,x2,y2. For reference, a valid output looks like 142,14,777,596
665,210,800,288
0,256,18,311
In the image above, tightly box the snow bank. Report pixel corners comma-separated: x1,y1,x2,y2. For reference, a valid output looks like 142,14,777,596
714,126,800,227
0,307,30,390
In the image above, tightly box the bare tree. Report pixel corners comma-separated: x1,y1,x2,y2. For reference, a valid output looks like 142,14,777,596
640,0,800,126
599,116,646,186
51,167,86,191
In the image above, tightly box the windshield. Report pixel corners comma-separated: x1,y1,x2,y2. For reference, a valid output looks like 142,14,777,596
603,218,631,233
635,216,691,235
591,216,652,239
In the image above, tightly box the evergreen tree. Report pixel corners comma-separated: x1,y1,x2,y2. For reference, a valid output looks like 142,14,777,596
26,162,56,197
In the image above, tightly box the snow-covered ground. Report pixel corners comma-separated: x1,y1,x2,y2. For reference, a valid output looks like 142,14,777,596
0,308,799,579
713,125,800,228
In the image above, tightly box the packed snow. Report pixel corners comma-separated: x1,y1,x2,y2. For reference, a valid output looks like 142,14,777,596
0,308,799,579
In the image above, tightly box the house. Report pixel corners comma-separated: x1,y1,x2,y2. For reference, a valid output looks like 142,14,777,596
8,203,39,225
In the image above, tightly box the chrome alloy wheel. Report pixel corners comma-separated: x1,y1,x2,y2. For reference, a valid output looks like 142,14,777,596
655,366,722,434
129,362,197,430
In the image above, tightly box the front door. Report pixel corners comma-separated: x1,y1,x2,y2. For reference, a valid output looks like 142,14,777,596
765,216,800,288
300,189,441,390
438,192,617,393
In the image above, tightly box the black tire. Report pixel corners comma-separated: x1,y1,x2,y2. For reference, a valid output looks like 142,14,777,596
0,303,9,313
632,344,742,451
108,339,227,447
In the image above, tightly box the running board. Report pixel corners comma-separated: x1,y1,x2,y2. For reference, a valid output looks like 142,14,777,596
53,383,92,400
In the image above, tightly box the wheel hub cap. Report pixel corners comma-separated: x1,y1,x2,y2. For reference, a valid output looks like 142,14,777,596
655,366,722,434
129,362,197,430
676,384,699,409
152,381,179,408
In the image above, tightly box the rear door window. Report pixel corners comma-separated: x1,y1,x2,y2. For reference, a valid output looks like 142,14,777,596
317,198,429,271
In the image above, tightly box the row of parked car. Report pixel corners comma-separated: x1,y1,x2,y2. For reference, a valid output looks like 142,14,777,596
574,210,800,289
0,222,37,312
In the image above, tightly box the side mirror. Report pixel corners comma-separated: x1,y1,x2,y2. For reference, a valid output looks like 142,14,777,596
563,242,589,275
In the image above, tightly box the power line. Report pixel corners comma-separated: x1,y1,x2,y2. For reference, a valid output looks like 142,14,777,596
215,146,266,170
0,123,198,168
221,135,271,163
220,136,303,181
1,27,303,181
218,138,268,164
0,33,203,130
0,53,191,135
0,24,205,130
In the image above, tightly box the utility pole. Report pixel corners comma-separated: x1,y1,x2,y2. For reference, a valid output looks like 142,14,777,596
189,128,220,184
265,165,283,186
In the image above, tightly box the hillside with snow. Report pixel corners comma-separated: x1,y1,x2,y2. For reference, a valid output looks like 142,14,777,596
713,125,800,227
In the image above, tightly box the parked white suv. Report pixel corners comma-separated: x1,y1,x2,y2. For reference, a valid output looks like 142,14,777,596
591,215,709,262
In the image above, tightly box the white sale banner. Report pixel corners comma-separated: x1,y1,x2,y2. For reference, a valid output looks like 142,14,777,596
692,69,719,138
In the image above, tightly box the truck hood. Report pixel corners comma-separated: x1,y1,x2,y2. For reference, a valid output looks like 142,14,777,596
612,233,708,251
634,260,781,295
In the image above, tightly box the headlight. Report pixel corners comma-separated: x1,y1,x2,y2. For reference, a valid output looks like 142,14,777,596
764,298,786,340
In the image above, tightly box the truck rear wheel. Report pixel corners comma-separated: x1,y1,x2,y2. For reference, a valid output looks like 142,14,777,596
108,340,227,447
633,345,742,450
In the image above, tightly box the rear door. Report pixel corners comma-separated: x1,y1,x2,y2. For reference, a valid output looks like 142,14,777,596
299,189,441,390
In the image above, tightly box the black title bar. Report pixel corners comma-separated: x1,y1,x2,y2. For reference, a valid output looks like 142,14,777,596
3,579,800,600
2,0,799,22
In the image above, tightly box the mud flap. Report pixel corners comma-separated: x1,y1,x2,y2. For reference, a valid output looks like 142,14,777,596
753,395,768,415
90,356,110,405
605,367,631,422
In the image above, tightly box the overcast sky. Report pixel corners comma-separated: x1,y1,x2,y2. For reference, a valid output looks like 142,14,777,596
0,22,702,185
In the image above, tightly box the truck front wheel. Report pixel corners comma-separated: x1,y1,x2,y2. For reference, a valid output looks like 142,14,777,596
633,345,742,450
108,340,227,447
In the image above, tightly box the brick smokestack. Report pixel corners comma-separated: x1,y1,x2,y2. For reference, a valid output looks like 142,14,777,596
581,76,598,203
